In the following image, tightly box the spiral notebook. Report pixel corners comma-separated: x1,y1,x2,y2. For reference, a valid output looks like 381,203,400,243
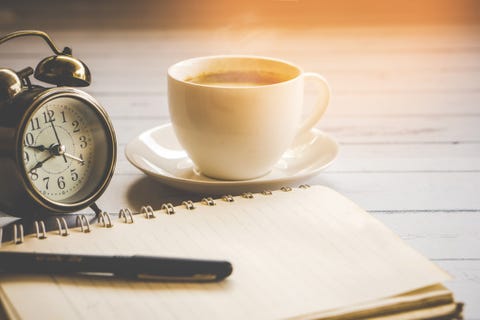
0,185,460,320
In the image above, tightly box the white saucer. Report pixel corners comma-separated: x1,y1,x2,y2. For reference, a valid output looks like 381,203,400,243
125,123,338,194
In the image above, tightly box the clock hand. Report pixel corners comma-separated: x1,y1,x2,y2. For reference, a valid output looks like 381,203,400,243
27,143,74,173
28,143,61,154
48,111,68,163
63,152,85,164
27,145,49,152
49,144,85,165
29,154,54,173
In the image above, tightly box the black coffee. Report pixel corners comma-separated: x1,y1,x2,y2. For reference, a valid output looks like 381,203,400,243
185,70,289,87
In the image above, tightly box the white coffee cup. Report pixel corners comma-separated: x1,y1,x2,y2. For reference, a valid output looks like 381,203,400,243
168,55,330,180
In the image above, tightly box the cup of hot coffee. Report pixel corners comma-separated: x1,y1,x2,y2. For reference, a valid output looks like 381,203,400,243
167,55,330,180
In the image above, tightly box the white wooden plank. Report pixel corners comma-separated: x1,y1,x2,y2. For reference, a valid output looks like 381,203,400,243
110,115,480,147
6,50,480,92
435,260,480,319
3,28,479,120
115,140,480,175
94,92,480,119
306,172,480,211
5,62,478,96
329,143,480,172
97,171,480,211
6,50,480,73
2,26,479,54
330,92,480,116
372,212,480,259
3,27,479,78
80,68,480,93
319,116,480,143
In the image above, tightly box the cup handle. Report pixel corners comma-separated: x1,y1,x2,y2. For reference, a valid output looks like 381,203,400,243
295,72,331,140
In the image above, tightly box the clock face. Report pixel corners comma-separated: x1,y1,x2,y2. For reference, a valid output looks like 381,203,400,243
21,95,114,206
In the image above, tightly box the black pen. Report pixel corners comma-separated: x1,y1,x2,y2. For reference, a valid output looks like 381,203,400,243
0,252,233,282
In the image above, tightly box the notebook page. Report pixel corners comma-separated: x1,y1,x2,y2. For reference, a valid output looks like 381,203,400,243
0,186,450,320
304,284,454,319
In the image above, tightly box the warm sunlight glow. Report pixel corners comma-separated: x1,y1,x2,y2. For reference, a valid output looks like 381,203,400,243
150,0,480,29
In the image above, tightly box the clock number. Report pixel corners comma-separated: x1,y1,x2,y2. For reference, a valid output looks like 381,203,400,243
79,154,85,166
79,136,88,149
70,168,79,181
61,111,67,123
72,120,80,133
30,169,39,181
57,176,66,190
43,177,50,190
24,132,35,146
43,110,55,123
30,117,40,131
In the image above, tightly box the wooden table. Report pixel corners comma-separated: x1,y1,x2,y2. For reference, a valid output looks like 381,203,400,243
1,4,479,318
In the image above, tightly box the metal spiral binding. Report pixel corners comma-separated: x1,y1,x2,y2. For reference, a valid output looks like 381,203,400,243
34,220,47,239
262,190,273,195
280,186,293,192
13,224,24,244
182,200,195,210
98,212,113,228
141,205,156,219
222,194,235,202
299,184,311,189
161,203,175,214
76,215,91,233
241,192,254,199
55,217,69,236
201,197,216,206
119,208,134,223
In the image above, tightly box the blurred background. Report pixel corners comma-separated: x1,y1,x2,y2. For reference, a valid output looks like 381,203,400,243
1,0,479,30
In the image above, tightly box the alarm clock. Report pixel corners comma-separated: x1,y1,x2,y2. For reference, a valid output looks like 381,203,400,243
0,30,116,218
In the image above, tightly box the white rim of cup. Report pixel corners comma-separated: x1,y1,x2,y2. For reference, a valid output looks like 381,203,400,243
167,55,304,89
